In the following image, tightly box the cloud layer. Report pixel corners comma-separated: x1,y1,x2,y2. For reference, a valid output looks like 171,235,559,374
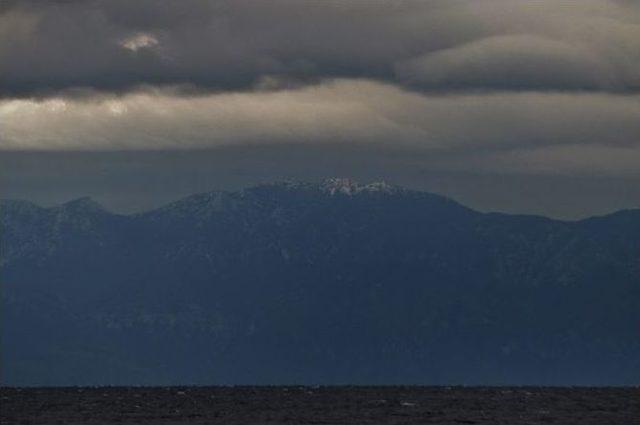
1,0,639,96
3,80,639,177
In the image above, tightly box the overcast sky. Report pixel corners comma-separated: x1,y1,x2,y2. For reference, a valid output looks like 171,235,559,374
1,0,639,219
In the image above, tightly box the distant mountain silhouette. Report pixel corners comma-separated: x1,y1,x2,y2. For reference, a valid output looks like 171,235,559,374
2,179,639,386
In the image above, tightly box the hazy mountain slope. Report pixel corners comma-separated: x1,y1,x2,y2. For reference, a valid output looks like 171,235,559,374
2,180,639,386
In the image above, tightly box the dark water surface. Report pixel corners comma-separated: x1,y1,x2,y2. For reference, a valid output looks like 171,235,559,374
1,386,638,424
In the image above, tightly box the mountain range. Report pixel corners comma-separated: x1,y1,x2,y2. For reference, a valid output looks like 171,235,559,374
2,179,639,386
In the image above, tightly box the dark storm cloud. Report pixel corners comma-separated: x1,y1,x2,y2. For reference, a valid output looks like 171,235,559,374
2,0,640,97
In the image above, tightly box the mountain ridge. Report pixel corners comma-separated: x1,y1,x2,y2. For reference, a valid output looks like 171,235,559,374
2,178,637,222
2,179,639,386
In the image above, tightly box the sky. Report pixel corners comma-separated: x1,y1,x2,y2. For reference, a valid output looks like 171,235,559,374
1,0,639,219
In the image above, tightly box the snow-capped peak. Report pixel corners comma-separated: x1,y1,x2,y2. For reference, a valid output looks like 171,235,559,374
320,178,397,196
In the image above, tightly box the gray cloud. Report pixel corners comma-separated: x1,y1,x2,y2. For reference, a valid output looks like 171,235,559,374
1,0,639,97
2,80,639,177
395,35,619,91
